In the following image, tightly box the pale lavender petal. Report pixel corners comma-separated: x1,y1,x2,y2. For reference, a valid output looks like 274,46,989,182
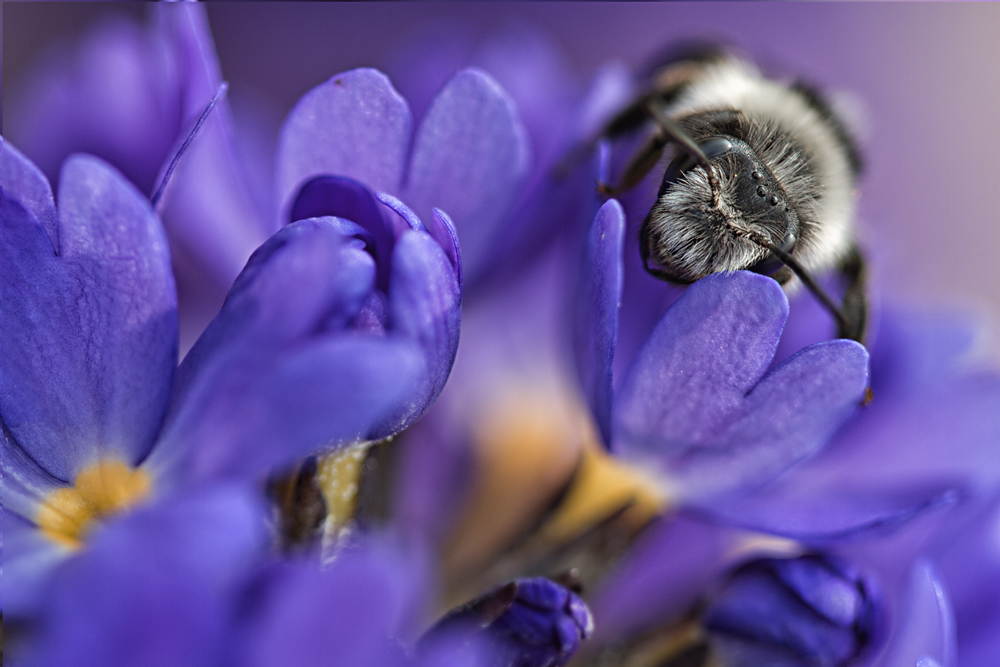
875,561,956,667
276,68,411,217
382,230,462,437
614,271,869,497
159,334,426,482
403,68,531,283
574,199,625,448
0,156,176,480
0,139,59,247
20,484,268,667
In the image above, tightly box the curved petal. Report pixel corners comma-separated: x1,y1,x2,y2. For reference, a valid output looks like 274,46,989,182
694,373,1000,538
384,230,462,437
171,217,376,413
157,334,426,483
0,156,176,480
574,199,625,449
875,560,956,667
402,68,531,283
0,139,59,248
613,272,869,498
276,68,411,218
19,483,268,667
289,176,396,290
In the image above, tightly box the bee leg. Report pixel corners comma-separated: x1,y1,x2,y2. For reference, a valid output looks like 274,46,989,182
836,244,868,344
598,130,668,197
555,94,656,178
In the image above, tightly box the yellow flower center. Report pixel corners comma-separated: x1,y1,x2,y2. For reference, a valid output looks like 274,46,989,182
36,459,152,550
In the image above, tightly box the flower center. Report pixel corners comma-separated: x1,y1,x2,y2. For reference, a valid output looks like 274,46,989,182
36,459,152,550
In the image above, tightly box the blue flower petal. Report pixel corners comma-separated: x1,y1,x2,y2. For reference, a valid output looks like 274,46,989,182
403,68,531,284
613,271,869,498
276,68,411,218
1,155,176,481
0,139,59,247
19,484,268,667
574,199,625,449
875,560,956,667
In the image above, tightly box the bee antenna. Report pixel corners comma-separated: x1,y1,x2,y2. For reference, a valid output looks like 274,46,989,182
646,98,721,207
742,230,851,336
150,82,229,209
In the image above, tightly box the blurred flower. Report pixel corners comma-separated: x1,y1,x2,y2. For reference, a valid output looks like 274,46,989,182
6,2,271,348
421,576,594,667
0,141,437,616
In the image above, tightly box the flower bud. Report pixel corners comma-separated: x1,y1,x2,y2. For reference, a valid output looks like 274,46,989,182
421,577,594,667
702,554,877,667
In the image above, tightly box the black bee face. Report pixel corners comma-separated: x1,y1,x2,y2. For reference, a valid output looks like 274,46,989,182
641,136,799,284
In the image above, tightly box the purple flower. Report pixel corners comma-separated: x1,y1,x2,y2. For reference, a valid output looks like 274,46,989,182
7,3,271,348
421,577,594,667
575,198,870,501
0,141,433,615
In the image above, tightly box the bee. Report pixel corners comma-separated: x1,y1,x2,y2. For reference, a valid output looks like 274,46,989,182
584,45,867,342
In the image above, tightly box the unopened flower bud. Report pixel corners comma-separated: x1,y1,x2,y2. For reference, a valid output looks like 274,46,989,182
702,554,877,667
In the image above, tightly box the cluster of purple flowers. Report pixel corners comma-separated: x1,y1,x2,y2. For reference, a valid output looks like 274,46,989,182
3,4,999,667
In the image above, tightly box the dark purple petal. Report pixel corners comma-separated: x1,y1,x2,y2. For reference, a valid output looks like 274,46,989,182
19,483,268,667
289,175,397,290
382,230,462,437
589,514,733,641
1,156,176,481
0,140,59,247
403,68,531,283
613,272,869,497
159,334,426,482
428,208,463,288
875,560,955,667
574,199,625,448
232,537,426,667
276,68,411,217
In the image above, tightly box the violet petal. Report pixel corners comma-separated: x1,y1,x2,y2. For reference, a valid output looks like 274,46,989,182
276,68,411,217
382,230,462,437
0,156,176,481
160,334,426,482
0,139,59,247
574,198,625,449
289,176,396,290
20,484,268,667
613,272,869,498
875,560,956,667
402,68,531,283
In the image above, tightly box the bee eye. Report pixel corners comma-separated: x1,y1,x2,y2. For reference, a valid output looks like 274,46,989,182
660,137,732,191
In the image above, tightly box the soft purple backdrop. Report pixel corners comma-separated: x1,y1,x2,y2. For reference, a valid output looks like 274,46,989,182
5,2,999,359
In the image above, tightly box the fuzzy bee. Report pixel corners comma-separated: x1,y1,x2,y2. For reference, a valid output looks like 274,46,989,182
585,45,867,342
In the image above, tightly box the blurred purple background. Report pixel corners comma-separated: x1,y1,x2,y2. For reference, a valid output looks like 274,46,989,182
5,2,999,358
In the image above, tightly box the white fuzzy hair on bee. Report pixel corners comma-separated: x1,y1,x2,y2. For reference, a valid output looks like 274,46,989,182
577,46,868,342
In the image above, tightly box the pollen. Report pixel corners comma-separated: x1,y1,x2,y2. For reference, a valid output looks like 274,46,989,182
36,459,152,550
316,442,371,538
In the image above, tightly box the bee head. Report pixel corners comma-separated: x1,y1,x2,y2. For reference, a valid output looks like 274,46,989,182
640,136,799,283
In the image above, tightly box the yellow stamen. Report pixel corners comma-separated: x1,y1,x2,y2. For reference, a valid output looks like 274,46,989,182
36,459,151,550
316,442,371,539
